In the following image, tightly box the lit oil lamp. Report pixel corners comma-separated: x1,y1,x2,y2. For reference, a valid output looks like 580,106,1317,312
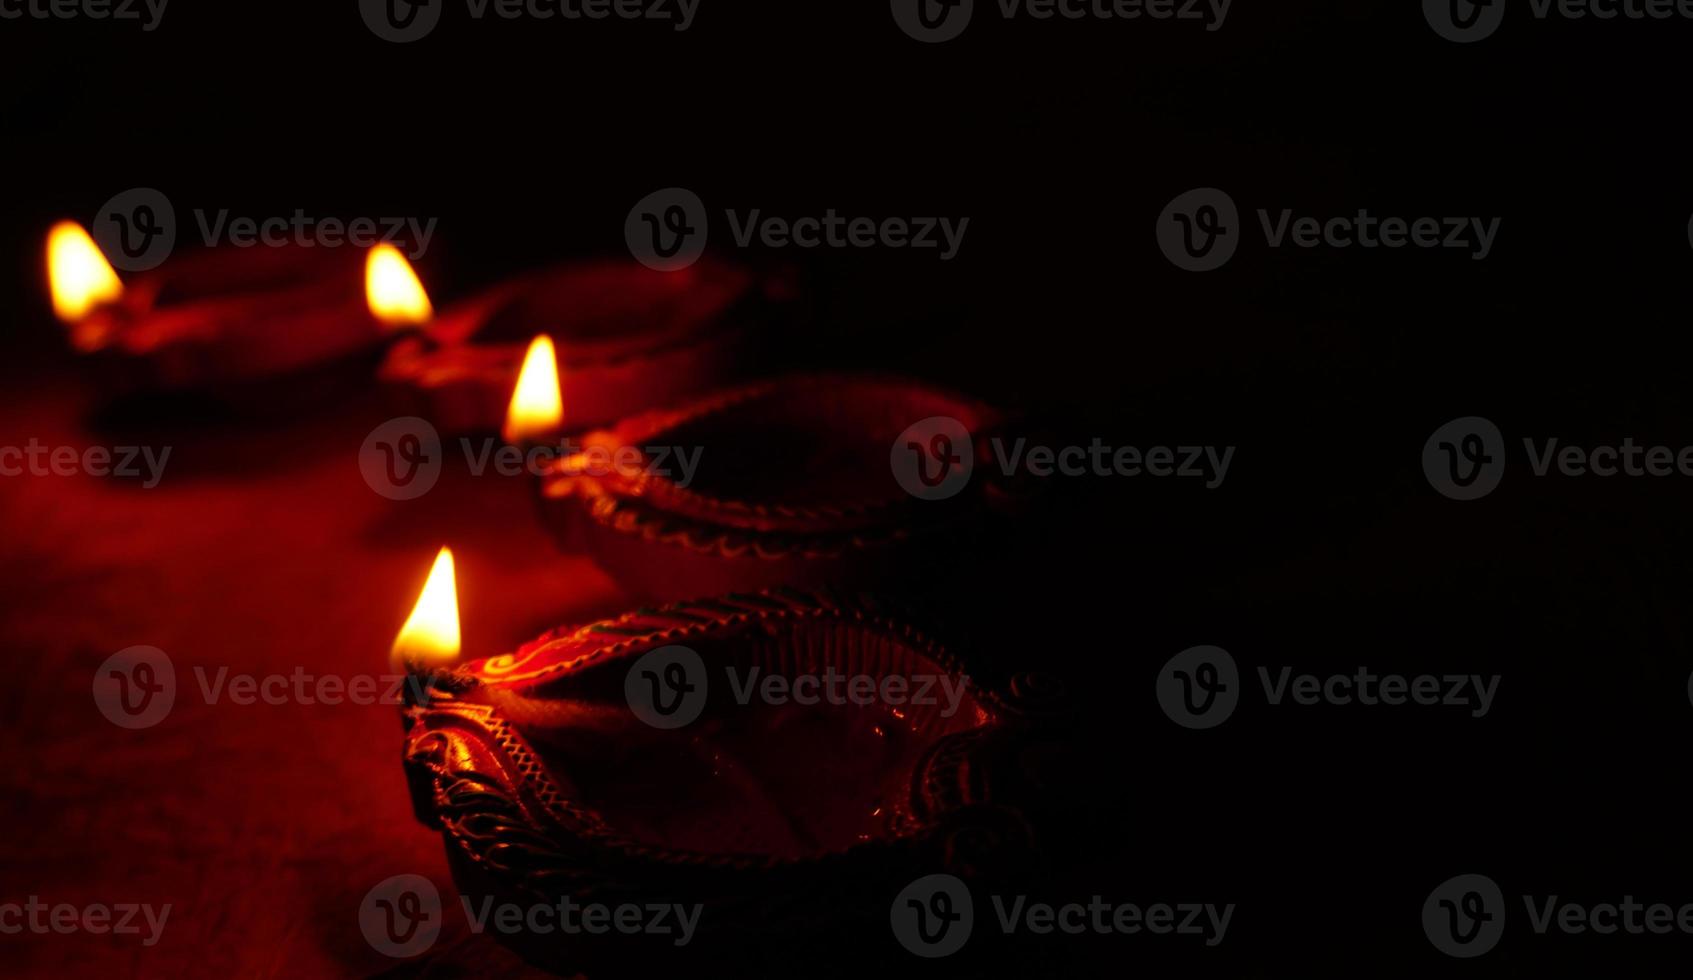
47,221,392,396
46,222,123,330
365,243,434,330
532,374,1012,600
390,545,460,673
501,334,564,446
377,255,789,436
391,546,1064,975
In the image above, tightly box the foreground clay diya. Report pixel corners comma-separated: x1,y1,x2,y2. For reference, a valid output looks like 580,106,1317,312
400,588,1062,974
535,374,1008,599
64,243,383,393
379,256,786,434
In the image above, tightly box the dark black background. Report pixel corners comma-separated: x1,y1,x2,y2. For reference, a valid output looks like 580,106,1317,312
4,1,1691,976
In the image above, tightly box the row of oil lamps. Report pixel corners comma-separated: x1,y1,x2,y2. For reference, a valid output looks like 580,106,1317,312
44,219,1001,677
49,221,576,669
45,218,1046,975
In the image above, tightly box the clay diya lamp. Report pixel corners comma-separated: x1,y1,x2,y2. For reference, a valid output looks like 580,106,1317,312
376,254,787,435
391,549,1064,975
47,222,396,399
529,374,1011,600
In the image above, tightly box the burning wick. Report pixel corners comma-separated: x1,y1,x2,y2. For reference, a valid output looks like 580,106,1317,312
503,334,564,444
365,243,433,328
46,221,123,323
392,546,461,673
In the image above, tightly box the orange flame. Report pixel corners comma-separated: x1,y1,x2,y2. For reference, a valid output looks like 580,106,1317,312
47,221,123,323
365,244,433,327
391,547,460,668
503,335,564,444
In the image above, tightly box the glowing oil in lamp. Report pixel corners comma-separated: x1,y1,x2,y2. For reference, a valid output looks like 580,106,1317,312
502,334,564,445
391,546,460,672
365,243,434,328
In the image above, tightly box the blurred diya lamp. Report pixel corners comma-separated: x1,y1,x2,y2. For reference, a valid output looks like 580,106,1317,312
47,222,403,395
377,255,784,435
527,374,1011,600
391,548,1064,975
